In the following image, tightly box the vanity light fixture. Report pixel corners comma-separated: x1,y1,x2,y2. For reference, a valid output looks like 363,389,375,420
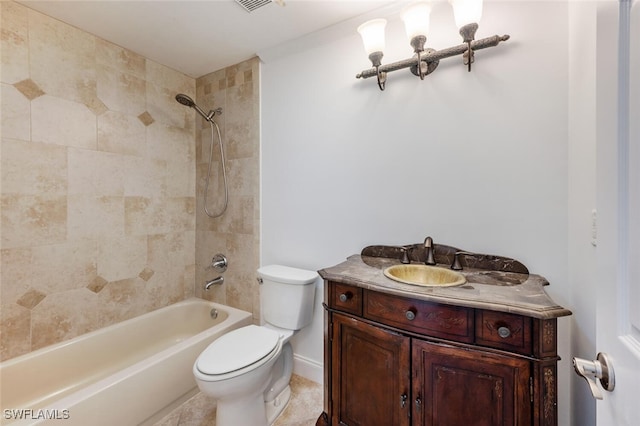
356,0,509,90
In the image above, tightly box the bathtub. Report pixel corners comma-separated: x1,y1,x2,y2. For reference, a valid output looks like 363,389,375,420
0,298,252,425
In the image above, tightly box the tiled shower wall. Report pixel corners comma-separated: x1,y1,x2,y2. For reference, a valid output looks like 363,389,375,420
0,2,260,361
193,59,261,322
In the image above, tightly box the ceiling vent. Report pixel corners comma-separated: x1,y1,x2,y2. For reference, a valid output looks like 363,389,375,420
234,0,274,13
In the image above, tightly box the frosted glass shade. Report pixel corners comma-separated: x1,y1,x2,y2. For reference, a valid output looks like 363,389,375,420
449,0,483,29
402,2,431,40
357,19,387,55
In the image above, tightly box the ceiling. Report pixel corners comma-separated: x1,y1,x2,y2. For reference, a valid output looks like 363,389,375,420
20,0,395,78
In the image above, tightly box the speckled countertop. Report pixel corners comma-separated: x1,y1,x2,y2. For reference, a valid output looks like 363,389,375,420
319,254,572,320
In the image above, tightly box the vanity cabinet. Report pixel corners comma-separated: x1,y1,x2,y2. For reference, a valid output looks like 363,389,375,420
320,281,560,426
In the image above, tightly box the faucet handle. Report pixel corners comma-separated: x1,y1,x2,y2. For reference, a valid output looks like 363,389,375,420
209,253,228,273
399,246,411,264
451,251,474,270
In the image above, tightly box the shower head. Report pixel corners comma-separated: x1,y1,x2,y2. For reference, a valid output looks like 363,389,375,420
175,93,222,122
175,93,195,108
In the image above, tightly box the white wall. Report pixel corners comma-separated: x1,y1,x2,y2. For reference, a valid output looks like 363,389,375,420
260,1,572,424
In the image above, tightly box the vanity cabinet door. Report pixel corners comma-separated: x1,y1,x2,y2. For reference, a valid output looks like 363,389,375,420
412,340,531,426
331,313,411,426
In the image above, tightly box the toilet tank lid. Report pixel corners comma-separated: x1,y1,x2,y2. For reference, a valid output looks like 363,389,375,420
258,265,318,285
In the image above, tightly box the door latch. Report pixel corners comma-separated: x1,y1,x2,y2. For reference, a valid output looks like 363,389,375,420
572,352,615,399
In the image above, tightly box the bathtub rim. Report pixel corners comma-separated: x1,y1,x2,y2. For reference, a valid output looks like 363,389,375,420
0,297,253,423
0,297,251,368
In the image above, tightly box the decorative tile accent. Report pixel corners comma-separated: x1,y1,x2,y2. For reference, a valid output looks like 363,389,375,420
139,267,154,282
138,111,155,126
83,94,109,116
16,288,46,309
13,78,44,100
87,276,108,293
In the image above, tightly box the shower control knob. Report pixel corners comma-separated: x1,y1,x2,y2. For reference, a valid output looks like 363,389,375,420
210,254,228,273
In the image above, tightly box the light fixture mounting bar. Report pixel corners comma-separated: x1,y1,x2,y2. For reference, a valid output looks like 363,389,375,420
356,33,509,80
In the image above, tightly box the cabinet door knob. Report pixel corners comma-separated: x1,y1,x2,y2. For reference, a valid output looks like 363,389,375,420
339,292,352,302
405,310,416,321
498,326,511,338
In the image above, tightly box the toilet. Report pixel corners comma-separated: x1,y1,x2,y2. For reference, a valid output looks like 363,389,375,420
193,265,318,426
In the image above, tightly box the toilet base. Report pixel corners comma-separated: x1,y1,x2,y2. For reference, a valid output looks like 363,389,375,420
265,385,291,425
216,389,270,426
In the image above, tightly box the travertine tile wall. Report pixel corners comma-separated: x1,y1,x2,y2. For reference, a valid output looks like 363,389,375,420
0,2,198,360
194,59,261,322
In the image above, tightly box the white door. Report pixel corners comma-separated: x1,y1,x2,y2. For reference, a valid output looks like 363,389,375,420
594,0,640,424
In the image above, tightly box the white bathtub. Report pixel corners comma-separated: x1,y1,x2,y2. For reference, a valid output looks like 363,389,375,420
0,298,252,425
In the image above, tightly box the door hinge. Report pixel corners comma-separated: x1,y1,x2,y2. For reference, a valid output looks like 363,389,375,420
329,321,333,342
529,377,534,403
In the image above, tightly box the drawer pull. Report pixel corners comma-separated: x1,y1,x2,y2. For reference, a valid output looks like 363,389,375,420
339,292,352,302
498,326,511,338
406,310,417,321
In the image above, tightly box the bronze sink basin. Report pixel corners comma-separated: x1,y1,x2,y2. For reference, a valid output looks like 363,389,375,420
383,264,466,287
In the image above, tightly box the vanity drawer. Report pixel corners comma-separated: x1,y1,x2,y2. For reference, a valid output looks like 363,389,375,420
329,282,362,316
475,310,532,355
363,290,474,343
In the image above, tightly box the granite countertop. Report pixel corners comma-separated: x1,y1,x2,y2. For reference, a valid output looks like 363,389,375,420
319,254,572,320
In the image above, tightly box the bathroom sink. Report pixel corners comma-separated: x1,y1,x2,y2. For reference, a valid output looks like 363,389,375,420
383,264,466,287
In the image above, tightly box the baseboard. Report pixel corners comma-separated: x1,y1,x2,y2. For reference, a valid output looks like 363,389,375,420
293,353,323,385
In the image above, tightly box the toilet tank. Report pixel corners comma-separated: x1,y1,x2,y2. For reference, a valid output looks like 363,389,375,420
258,265,318,330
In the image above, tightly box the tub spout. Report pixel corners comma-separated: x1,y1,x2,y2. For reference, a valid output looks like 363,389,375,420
205,276,224,290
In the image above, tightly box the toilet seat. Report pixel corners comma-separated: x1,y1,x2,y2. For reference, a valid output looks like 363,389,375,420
196,325,281,380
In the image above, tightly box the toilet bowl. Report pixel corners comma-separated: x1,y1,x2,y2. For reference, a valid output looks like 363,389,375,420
194,325,284,426
193,265,318,426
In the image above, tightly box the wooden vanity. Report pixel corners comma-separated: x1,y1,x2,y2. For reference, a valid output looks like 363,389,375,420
316,251,571,426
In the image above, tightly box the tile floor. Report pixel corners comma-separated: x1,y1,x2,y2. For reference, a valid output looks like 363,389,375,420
154,375,323,426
